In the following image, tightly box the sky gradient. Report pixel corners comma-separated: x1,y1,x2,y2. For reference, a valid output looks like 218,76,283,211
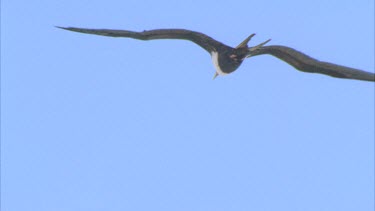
2,1,374,210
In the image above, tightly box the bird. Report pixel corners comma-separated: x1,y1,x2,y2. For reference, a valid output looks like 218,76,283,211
57,27,375,82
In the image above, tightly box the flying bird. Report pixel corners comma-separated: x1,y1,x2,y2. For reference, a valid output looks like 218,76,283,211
57,27,375,82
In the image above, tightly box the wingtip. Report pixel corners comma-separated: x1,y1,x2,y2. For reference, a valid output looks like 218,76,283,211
55,26,68,30
55,26,85,33
55,26,80,31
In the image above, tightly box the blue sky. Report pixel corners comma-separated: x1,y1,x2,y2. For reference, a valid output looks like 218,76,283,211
2,0,374,210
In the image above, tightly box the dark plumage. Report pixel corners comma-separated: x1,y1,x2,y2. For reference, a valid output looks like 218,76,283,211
57,27,374,82
251,45,375,81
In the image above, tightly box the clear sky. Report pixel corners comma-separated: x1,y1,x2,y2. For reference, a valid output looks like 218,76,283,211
2,0,374,210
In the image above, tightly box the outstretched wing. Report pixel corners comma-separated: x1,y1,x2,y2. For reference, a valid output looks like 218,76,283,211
57,27,228,53
251,45,374,82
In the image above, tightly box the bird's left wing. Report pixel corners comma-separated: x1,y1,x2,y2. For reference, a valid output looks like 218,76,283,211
57,27,228,53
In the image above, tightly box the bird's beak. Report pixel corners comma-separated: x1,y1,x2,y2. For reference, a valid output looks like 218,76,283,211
213,72,219,80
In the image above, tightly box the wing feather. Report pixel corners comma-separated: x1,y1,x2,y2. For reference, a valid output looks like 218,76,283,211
57,27,227,53
252,45,374,82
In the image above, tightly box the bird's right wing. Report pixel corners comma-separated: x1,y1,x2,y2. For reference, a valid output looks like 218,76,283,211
57,27,228,53
251,45,375,82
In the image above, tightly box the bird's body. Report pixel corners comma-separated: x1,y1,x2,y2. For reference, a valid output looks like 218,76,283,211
210,46,251,76
57,27,375,82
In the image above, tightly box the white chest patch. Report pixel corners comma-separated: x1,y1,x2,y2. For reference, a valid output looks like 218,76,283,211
211,51,227,76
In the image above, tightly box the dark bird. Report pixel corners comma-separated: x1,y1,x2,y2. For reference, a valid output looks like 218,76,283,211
57,27,374,82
